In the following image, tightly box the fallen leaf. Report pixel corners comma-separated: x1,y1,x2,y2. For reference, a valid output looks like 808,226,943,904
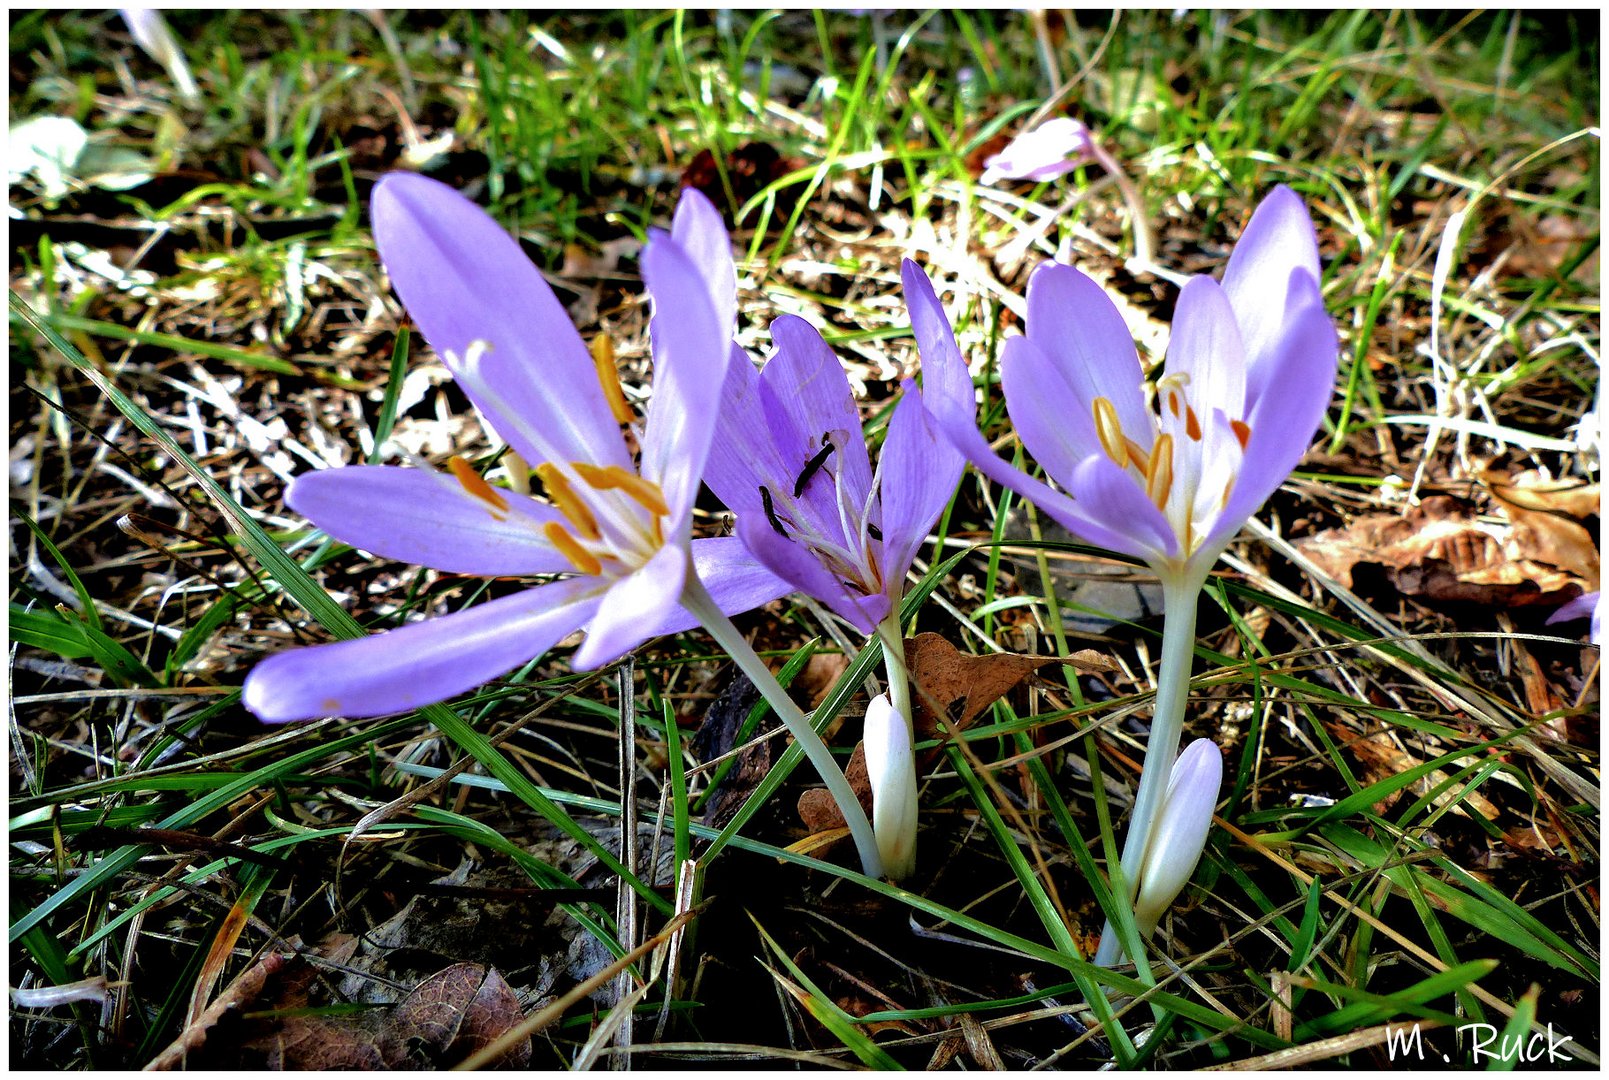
794,634,1111,835
1326,719,1501,823
904,632,1108,745
381,963,529,1069
146,950,293,1070
796,741,872,834
1298,495,1593,608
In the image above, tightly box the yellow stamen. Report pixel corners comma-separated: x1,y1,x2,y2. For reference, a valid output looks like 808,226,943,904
535,463,601,540
1124,437,1150,472
1092,397,1128,468
543,521,603,576
591,335,635,425
1230,419,1252,450
1185,404,1202,442
573,463,670,518
1145,434,1174,510
448,456,510,519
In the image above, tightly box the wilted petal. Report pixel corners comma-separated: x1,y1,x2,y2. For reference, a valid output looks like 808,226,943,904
1025,263,1151,444
760,315,875,501
287,465,572,577
1219,185,1324,404
370,172,632,472
671,187,738,338
1163,276,1245,420
1134,737,1221,936
1206,272,1337,552
736,515,889,634
637,229,732,530
877,387,962,586
243,577,602,722
979,117,1094,185
572,542,689,670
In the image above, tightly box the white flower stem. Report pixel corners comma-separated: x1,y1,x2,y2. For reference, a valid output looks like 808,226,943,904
680,571,885,880
1095,571,1204,967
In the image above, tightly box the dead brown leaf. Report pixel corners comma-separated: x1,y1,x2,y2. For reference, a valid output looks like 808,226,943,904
1298,495,1593,608
381,963,530,1069
794,634,1111,835
905,632,1108,745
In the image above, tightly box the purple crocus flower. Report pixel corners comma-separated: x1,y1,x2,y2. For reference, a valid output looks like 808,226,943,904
702,316,962,638
700,307,962,878
909,185,1337,589
979,116,1095,185
243,174,788,722
909,185,1337,957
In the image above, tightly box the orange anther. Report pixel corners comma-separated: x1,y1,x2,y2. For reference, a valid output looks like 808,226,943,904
1092,398,1128,468
573,463,670,518
1146,434,1174,510
1230,419,1252,451
448,456,510,518
543,522,603,576
1185,404,1202,442
535,463,601,540
591,335,636,425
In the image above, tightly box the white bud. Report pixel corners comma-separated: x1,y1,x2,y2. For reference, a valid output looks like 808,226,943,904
863,693,918,881
1133,738,1221,937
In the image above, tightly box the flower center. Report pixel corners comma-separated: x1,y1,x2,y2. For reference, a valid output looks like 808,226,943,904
1092,375,1256,558
535,461,668,574
759,430,885,597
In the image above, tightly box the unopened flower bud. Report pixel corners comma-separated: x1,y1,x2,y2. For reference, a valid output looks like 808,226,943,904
863,693,918,880
1133,738,1221,937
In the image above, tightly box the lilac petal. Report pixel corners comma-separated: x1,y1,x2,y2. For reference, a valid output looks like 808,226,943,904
1219,185,1324,404
671,187,738,338
572,542,688,669
760,315,876,502
979,117,1093,185
652,535,796,636
1548,590,1601,625
286,465,573,577
902,259,1095,535
370,173,631,471
736,515,889,635
1025,263,1151,444
877,387,963,587
1063,456,1179,563
1163,276,1245,420
243,577,602,722
702,345,803,515
1000,335,1100,480
1548,591,1604,645
637,229,732,530
1205,272,1337,552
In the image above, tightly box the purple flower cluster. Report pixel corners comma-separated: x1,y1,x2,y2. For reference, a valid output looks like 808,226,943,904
243,174,1338,906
